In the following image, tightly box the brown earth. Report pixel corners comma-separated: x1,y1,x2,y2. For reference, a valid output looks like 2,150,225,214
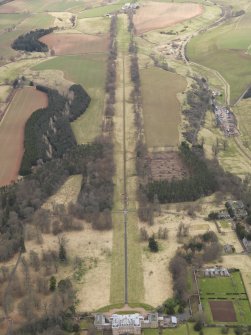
134,2,203,35
0,87,48,186
209,301,237,322
40,33,109,55
149,151,189,181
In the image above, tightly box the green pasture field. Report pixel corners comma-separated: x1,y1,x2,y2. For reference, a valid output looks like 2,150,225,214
76,17,110,35
0,30,22,59
33,54,106,144
0,13,28,31
140,67,187,148
234,99,251,150
18,13,54,30
199,271,251,325
78,0,127,19
187,9,251,104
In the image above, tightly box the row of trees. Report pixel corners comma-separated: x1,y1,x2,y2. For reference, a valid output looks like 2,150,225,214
127,12,154,224
20,84,90,175
104,15,117,121
182,77,211,144
170,231,222,303
146,142,218,203
12,28,55,52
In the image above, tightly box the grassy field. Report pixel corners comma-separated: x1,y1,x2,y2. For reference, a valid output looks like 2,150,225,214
18,12,54,30
33,54,106,144
0,0,87,13
187,6,251,104
76,17,110,35
0,87,47,186
234,99,251,150
0,13,28,31
199,271,251,325
78,0,127,19
140,67,187,148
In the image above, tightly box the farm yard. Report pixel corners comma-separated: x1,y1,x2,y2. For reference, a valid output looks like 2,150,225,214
0,87,47,186
140,67,187,148
198,270,251,325
40,33,109,55
134,2,203,35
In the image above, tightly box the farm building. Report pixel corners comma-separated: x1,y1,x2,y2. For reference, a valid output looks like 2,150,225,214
225,200,247,219
122,3,140,11
203,267,230,277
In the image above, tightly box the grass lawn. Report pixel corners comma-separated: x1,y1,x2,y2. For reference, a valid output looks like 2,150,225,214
33,54,106,144
140,67,187,148
199,271,246,296
187,9,251,104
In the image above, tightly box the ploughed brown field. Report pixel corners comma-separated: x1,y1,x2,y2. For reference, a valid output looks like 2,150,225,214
134,2,203,35
209,301,237,322
0,87,48,186
40,33,109,55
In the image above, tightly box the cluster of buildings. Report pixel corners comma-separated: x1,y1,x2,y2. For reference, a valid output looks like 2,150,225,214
201,267,230,277
225,200,248,220
213,104,238,137
121,3,140,11
95,313,178,335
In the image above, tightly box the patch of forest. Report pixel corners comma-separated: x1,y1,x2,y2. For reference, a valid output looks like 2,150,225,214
182,77,211,144
12,28,55,53
20,84,90,175
0,137,115,262
146,142,218,203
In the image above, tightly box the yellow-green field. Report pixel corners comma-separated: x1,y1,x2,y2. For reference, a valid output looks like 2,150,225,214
234,98,251,149
187,3,251,104
33,54,106,144
141,67,187,148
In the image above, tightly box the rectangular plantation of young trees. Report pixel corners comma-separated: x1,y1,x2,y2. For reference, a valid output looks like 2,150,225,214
140,67,187,148
0,87,48,186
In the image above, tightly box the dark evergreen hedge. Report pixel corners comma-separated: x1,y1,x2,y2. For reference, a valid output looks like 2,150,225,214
20,84,90,175
12,28,55,52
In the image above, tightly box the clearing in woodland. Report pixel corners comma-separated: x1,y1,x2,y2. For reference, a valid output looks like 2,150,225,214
134,2,203,35
0,87,47,186
33,54,106,144
141,67,187,148
40,33,109,55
